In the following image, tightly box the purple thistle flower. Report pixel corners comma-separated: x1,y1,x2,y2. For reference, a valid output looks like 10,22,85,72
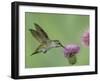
64,44,80,57
82,30,89,47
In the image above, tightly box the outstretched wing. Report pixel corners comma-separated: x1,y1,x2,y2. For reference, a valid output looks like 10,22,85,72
34,23,50,41
29,29,43,43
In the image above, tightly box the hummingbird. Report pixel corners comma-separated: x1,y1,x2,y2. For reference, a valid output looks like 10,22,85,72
29,23,64,56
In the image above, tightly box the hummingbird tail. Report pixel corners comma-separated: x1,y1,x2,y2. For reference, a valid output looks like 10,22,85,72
30,51,39,56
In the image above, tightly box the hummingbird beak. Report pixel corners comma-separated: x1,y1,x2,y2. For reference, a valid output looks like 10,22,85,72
59,42,65,48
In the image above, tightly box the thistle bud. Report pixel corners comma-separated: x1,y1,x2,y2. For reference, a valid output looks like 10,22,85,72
64,44,80,65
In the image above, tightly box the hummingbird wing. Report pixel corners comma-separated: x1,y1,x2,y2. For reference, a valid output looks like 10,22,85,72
34,23,50,42
29,29,43,43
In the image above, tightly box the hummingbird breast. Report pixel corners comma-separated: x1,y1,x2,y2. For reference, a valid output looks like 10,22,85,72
40,41,57,53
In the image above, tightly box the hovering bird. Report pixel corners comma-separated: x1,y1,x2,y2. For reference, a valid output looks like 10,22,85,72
29,23,64,56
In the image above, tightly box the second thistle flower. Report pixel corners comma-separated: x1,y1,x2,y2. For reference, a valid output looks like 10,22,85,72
82,30,89,47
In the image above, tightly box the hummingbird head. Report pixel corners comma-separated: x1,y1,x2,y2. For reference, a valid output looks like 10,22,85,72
52,40,64,48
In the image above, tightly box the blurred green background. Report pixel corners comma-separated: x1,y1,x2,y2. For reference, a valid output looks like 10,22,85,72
25,12,89,68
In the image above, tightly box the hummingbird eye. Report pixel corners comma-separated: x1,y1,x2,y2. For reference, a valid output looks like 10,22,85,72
58,42,61,44
57,41,61,44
